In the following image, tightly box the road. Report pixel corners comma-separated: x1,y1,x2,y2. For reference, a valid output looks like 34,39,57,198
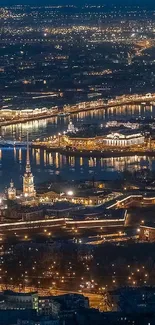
0,284,107,311
50,289,105,310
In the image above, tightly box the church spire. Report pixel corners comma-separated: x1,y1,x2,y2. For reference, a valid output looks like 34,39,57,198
23,133,36,199
26,132,31,173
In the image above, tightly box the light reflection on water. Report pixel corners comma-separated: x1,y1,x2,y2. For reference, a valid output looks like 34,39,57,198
0,104,155,190
0,104,154,141
0,147,154,190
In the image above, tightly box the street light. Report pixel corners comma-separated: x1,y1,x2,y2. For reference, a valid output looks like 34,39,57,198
67,190,74,196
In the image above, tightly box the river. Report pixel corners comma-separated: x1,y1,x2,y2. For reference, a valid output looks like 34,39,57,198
0,103,155,191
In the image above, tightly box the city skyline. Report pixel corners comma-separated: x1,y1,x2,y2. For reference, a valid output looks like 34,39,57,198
1,3,155,324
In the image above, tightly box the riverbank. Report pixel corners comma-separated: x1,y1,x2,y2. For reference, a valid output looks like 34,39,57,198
32,144,155,158
0,95,155,127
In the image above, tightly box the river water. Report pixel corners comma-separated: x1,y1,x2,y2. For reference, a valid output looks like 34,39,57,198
0,104,155,191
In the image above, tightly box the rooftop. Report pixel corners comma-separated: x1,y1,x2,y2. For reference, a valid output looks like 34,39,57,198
3,290,37,297
140,222,155,229
71,206,126,220
106,129,143,139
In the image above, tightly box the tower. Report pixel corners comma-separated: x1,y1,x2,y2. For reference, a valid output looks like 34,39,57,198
127,52,132,66
23,134,36,198
67,120,76,133
8,180,16,200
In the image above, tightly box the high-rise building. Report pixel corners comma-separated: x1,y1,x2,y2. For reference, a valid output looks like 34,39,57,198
23,135,36,198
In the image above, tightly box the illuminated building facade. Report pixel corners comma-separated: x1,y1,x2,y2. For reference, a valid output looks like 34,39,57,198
67,121,76,133
63,135,98,149
140,223,155,242
7,180,16,200
104,131,144,147
57,130,145,150
23,139,36,198
39,190,119,206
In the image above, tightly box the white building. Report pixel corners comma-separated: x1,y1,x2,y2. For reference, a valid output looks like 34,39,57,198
67,121,77,133
104,131,145,147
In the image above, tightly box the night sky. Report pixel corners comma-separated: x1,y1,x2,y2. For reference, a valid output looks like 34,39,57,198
1,0,155,6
